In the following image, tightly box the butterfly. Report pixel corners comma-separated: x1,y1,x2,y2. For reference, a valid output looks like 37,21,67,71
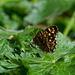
33,26,58,52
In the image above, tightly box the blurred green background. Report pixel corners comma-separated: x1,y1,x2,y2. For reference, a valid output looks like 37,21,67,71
0,0,75,39
0,0,75,75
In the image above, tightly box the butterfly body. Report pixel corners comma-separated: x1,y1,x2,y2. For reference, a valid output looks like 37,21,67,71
33,26,58,52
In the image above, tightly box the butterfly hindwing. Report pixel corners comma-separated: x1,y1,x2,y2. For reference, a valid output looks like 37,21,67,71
33,30,46,45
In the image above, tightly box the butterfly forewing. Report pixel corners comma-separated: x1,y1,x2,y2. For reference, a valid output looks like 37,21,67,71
45,26,58,43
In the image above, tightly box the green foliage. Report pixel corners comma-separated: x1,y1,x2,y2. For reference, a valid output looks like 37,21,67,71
0,26,75,75
0,0,75,37
63,12,75,36
25,0,75,24
0,0,75,75
0,0,32,29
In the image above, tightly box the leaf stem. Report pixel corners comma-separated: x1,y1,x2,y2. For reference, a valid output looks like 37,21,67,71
63,12,75,36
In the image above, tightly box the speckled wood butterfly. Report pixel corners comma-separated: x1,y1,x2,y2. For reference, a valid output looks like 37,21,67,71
33,26,58,52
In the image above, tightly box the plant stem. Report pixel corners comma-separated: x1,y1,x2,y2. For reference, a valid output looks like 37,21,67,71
63,12,75,36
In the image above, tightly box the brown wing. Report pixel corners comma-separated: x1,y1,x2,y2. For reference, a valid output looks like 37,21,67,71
33,30,47,46
45,26,58,52
49,40,57,52
33,26,58,52
33,30,52,52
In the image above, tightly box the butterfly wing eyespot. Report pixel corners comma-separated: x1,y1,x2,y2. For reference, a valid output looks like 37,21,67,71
33,25,58,53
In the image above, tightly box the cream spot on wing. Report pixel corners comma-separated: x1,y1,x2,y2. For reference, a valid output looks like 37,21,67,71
52,28,54,29
41,31,44,34
48,33,51,36
44,35,46,37
50,37,52,39
48,28,51,32
52,31,54,33
49,40,51,42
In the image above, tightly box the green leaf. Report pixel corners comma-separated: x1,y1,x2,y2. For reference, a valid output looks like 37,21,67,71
0,26,75,75
0,27,30,74
25,0,74,24
22,26,75,75
0,8,19,29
